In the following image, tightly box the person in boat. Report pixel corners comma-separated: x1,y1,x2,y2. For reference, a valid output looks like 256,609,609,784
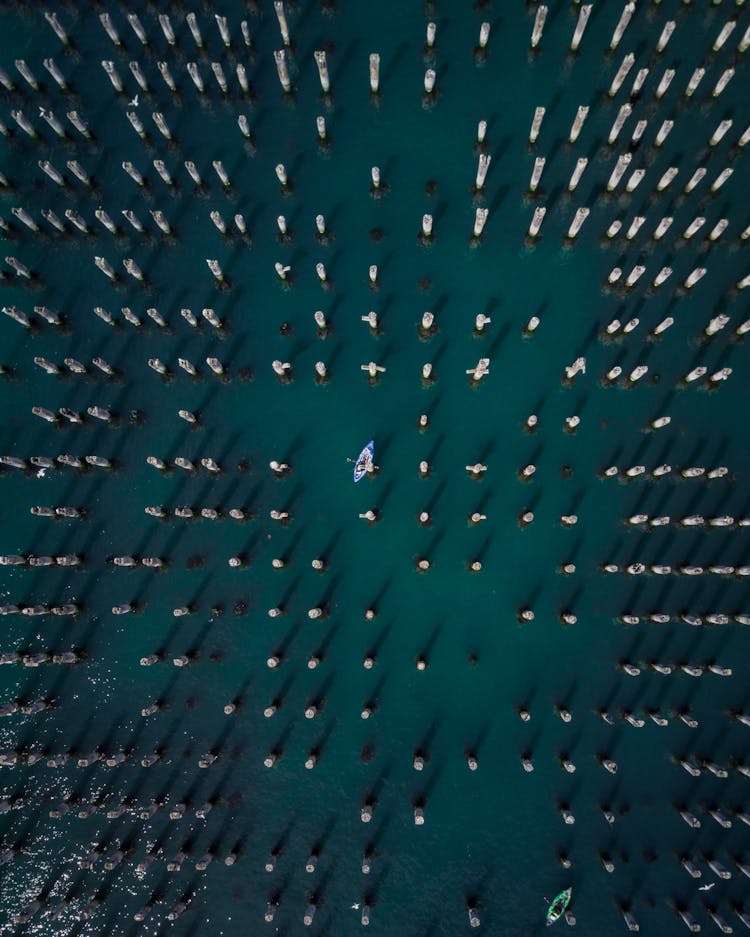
351,441,375,483
546,887,572,926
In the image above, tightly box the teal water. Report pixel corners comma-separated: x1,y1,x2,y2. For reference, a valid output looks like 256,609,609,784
1,1,749,934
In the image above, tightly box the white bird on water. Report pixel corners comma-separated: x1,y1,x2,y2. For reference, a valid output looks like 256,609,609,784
698,882,715,892
128,93,139,106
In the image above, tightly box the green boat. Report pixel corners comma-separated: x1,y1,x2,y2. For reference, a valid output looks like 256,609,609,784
546,888,572,926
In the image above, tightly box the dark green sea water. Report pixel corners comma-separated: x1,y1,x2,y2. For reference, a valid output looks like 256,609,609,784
1,1,749,934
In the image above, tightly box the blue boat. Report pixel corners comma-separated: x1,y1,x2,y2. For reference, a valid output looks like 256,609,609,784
353,440,375,483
